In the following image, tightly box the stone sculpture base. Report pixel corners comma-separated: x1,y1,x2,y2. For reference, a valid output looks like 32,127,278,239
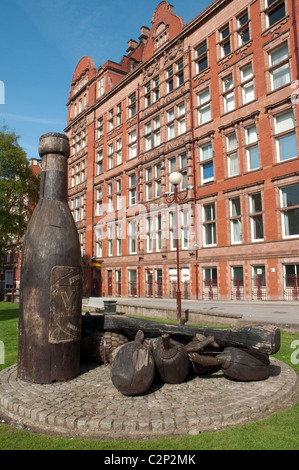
0,359,297,440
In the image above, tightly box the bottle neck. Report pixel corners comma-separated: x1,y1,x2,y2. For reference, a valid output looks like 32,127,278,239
40,154,68,201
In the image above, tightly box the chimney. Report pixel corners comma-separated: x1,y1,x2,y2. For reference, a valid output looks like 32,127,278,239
127,39,138,54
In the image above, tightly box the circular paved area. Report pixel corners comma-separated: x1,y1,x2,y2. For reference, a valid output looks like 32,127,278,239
0,359,297,439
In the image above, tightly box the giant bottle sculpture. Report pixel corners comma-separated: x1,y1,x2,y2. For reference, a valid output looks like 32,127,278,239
18,133,82,384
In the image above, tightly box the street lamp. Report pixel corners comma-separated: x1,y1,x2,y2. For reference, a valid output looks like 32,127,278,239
166,171,192,325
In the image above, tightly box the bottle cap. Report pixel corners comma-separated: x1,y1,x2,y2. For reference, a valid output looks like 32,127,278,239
39,132,70,158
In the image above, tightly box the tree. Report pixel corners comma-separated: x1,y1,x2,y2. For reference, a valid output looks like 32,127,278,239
0,125,40,262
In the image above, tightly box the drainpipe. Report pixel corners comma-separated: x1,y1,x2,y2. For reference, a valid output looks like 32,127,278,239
292,0,299,80
188,47,199,300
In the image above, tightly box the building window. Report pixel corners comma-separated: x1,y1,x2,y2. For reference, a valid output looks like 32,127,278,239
274,110,297,162
116,223,122,255
177,59,184,86
230,197,242,244
237,10,250,46
116,138,122,165
241,63,254,104
181,207,189,249
269,42,291,91
72,195,84,222
167,108,175,140
203,203,216,246
226,132,239,177
129,269,137,296
96,227,102,257
153,77,160,102
146,167,153,201
71,137,76,156
98,78,104,98
107,225,113,256
71,159,85,186
220,24,231,57
145,122,152,151
117,103,122,126
129,130,137,159
108,143,113,170
108,109,114,131
167,66,174,93
197,88,211,125
200,142,214,184
250,192,264,241
107,183,113,213
204,267,218,299
96,188,103,216
156,214,162,251
284,264,299,300
129,174,137,206
280,184,299,238
97,117,104,139
145,116,161,151
96,150,103,175
223,74,235,113
232,266,244,299
178,103,186,135
155,163,162,198
245,125,259,171
195,40,208,74
252,265,266,300
180,153,188,189
169,212,176,250
128,220,138,254
146,217,153,252
79,232,84,256
266,0,286,28
128,92,136,118
116,179,122,210
145,82,151,108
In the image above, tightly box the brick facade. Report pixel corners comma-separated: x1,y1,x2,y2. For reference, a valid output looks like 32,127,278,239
65,0,299,301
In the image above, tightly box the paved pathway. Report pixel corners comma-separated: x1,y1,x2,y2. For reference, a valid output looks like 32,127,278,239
0,359,297,439
84,297,299,330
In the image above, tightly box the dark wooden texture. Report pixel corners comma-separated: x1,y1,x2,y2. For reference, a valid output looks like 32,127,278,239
18,134,82,384
218,347,270,381
81,330,129,364
81,314,280,354
189,346,270,381
153,334,190,384
110,330,155,396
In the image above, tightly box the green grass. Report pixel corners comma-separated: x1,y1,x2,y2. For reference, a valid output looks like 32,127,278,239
0,302,19,372
0,301,298,450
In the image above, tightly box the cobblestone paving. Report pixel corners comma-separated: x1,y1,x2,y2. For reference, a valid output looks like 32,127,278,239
0,358,297,439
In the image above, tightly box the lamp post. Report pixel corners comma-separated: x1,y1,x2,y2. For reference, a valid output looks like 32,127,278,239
166,171,192,325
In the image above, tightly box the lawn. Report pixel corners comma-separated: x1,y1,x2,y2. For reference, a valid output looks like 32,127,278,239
0,301,298,450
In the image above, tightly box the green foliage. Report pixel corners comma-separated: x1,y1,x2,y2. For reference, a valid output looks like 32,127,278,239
0,126,40,261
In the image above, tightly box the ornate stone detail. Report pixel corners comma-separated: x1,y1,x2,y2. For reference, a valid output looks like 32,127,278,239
142,59,160,82
163,40,184,66
71,116,87,135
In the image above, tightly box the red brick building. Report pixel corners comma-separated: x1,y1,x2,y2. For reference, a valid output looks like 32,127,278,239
65,0,299,301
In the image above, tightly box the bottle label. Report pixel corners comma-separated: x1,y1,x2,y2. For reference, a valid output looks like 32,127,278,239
49,266,82,344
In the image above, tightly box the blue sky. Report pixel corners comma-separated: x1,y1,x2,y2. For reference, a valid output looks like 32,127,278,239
0,0,211,160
